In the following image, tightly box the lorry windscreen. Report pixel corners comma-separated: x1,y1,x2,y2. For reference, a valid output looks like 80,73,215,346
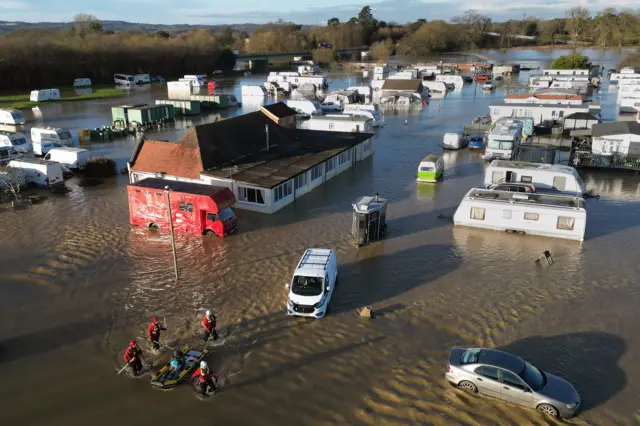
292,276,323,296
218,207,235,222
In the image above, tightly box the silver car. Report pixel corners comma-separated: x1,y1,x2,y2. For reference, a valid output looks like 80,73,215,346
445,347,580,419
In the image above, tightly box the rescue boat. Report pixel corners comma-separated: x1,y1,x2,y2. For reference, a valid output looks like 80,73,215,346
150,345,208,389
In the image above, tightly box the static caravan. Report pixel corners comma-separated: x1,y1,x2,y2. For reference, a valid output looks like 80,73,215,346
389,70,418,80
617,85,640,100
114,74,135,86
436,75,464,89
168,80,193,91
485,160,584,196
422,81,447,93
298,115,373,133
181,75,205,87
296,75,328,89
453,188,586,241
493,65,520,76
7,158,64,187
416,153,444,183
73,78,92,87
0,108,25,125
619,95,640,113
0,131,30,153
347,86,372,99
610,71,640,83
31,126,73,146
371,79,385,92
134,74,150,85
0,147,23,164
343,104,384,127
285,100,322,116
241,85,267,97
483,118,524,161
489,103,592,126
30,89,60,102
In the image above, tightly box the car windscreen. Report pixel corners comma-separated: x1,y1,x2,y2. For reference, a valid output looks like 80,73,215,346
218,207,235,222
58,131,72,140
291,276,323,296
519,361,545,391
460,348,481,364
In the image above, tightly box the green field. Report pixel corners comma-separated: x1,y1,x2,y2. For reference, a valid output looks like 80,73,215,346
0,88,127,109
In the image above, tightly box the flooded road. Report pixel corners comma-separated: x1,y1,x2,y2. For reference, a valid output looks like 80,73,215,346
2,49,640,425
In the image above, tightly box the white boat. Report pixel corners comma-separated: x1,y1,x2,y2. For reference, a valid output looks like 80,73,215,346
453,188,586,241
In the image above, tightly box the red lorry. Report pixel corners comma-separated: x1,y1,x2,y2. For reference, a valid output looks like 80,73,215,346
128,178,238,237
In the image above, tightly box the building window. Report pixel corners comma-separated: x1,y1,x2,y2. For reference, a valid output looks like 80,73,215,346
326,157,336,172
503,210,512,219
338,149,352,165
557,216,575,230
294,173,307,190
310,164,323,181
274,180,293,203
521,176,532,183
179,201,194,212
238,187,265,205
363,140,371,153
553,176,566,190
470,207,485,220
524,212,539,221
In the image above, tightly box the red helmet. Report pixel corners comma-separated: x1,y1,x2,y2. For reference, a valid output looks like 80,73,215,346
152,317,158,323
129,340,136,347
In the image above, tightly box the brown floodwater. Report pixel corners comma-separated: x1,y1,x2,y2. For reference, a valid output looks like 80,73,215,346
1,50,640,425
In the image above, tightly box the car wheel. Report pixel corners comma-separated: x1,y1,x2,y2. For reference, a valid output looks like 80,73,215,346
458,380,477,394
536,403,558,418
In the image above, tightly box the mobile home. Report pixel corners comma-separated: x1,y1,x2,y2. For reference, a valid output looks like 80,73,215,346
619,95,640,113
485,160,585,195
30,126,73,146
167,80,193,91
483,118,524,161
342,104,384,127
422,81,448,93
286,100,323,116
73,78,92,87
0,108,25,125
29,89,60,102
436,75,464,89
489,103,593,125
298,115,373,133
7,158,64,187
453,188,586,241
0,131,30,153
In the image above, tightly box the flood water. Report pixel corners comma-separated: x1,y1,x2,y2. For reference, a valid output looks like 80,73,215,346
2,49,640,425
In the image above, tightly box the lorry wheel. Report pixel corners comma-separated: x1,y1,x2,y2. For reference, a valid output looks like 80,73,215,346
204,230,216,237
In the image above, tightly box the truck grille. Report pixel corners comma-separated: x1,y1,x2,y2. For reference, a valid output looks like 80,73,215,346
293,304,314,314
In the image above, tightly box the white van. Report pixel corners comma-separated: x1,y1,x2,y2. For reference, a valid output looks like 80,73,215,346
30,89,61,102
44,147,91,170
134,74,150,85
0,108,26,125
286,249,338,319
443,133,466,150
73,78,92,87
0,131,31,153
31,126,73,147
8,159,64,187
33,141,64,156
0,147,23,164
114,74,135,86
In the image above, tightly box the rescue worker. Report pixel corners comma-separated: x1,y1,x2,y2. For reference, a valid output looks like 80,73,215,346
202,310,218,342
147,317,166,350
169,349,184,372
123,340,143,376
191,360,217,395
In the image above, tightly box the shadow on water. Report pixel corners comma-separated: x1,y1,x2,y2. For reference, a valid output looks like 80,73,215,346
330,244,462,315
585,200,640,240
499,332,626,413
385,207,456,241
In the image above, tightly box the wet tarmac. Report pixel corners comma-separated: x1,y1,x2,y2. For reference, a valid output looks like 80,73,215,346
1,49,640,425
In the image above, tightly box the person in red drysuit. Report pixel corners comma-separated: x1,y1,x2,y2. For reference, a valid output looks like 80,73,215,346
202,310,218,342
147,317,166,350
191,360,217,395
123,340,143,375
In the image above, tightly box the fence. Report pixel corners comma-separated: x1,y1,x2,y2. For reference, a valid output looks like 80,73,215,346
513,145,557,164
570,151,640,171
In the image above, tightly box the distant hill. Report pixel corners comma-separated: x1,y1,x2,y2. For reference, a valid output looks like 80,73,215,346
0,20,260,35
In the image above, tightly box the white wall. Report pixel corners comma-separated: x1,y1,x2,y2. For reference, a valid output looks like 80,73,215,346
490,105,590,125
592,134,640,156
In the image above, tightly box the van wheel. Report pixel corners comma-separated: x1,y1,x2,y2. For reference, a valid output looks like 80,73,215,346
204,230,216,237
148,223,159,230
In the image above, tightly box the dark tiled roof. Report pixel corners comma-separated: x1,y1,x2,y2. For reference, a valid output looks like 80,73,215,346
381,79,422,92
592,121,640,137
564,112,599,121
261,102,298,119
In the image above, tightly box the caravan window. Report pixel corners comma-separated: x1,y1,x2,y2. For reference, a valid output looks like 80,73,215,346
557,216,575,230
492,171,502,183
553,176,566,190
524,212,539,221
521,176,532,183
470,207,485,220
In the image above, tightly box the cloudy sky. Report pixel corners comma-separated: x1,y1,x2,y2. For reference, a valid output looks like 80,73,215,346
0,0,636,24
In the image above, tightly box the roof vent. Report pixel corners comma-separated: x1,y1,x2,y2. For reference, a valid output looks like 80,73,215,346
512,193,529,201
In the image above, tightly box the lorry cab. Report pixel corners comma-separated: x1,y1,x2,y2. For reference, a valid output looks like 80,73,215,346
286,249,337,319
204,206,237,237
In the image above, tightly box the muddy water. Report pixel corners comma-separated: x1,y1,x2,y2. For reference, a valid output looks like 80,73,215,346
2,51,640,425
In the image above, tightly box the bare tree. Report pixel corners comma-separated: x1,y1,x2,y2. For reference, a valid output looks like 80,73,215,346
565,7,589,46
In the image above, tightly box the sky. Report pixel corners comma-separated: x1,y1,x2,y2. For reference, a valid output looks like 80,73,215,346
0,0,636,25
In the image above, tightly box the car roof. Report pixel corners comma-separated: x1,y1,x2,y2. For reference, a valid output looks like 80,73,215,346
475,349,525,372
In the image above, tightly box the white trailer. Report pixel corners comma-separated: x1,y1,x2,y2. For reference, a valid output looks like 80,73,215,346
489,103,592,126
343,104,384,127
31,126,73,146
298,115,373,133
167,80,193,91
8,158,64,187
0,131,30,153
29,89,60,102
619,95,640,113
73,78,92,87
485,160,584,195
44,147,91,170
0,108,25,125
453,188,586,241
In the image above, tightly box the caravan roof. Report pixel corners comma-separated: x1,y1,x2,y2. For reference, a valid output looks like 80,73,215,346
490,160,577,175
465,188,585,210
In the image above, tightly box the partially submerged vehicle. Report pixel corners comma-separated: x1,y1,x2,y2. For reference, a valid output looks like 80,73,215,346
416,153,444,183
286,249,338,319
352,193,388,246
150,345,209,389
380,92,423,106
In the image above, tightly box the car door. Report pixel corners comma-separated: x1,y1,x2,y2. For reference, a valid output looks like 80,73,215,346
472,366,503,398
499,369,535,407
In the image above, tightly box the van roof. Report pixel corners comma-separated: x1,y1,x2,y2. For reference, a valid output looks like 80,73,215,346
421,153,441,163
9,158,58,165
48,147,88,153
490,160,577,175
295,249,333,277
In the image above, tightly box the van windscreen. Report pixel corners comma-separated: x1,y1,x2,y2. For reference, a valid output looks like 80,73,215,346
58,131,72,139
292,276,323,296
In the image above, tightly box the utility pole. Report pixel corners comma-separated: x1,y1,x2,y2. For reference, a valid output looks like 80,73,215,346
165,185,179,281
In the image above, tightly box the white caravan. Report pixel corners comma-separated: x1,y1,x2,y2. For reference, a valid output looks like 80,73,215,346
422,81,448,93
485,160,585,196
436,75,464,89
453,188,586,241
241,85,267,97
342,104,384,127
298,115,373,133
286,249,338,319
181,75,206,87
32,141,64,156
73,78,92,87
0,108,25,125
285,100,323,116
44,147,91,170
0,146,23,164
483,118,524,160
31,126,73,146
30,89,60,102
619,95,640,113
8,158,64,187
0,131,31,153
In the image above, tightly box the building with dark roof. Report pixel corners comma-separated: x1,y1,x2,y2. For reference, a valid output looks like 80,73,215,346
591,121,640,156
128,105,374,214
563,112,600,131
260,103,297,128
381,79,423,96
